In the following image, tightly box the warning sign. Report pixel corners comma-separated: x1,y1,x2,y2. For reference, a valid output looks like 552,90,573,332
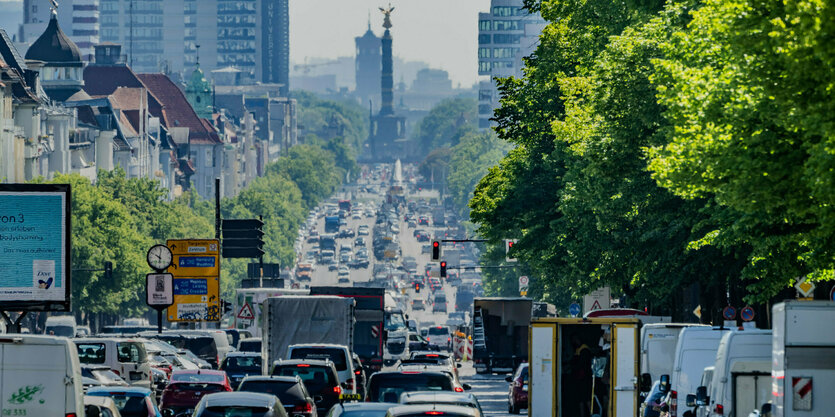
237,302,255,320
583,287,611,315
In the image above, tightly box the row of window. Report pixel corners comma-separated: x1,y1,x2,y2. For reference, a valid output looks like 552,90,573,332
478,60,516,72
479,19,523,31
492,6,527,16
478,47,520,59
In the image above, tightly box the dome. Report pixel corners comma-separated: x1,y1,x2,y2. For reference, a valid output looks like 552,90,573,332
25,15,82,64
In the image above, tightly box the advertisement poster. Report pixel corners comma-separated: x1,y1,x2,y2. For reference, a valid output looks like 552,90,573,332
0,184,70,309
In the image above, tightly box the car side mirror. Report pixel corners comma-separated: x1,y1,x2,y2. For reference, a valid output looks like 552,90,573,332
505,376,513,382
640,373,652,392
659,374,670,393
457,363,462,368
462,383,471,391
696,386,709,406
686,394,696,407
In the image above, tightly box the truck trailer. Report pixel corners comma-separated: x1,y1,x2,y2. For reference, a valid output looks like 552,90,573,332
472,297,532,374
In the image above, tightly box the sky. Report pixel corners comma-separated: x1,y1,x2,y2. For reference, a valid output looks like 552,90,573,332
290,0,491,88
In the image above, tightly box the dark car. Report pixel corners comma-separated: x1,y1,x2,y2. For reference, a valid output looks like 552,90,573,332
193,392,288,417
238,338,262,353
505,363,528,414
221,352,263,389
239,375,317,417
366,371,455,403
271,360,342,417
161,370,232,415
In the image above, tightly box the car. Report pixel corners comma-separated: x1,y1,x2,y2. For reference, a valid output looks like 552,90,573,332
160,369,233,415
407,220,417,228
407,333,430,352
446,312,467,328
83,395,123,417
75,338,152,388
287,344,358,395
426,327,452,351
386,404,479,417
81,365,129,391
417,216,430,226
220,352,263,389
238,337,262,353
239,375,317,417
358,226,370,235
411,299,425,311
398,391,484,416
505,362,528,414
329,263,339,271
421,245,431,255
86,386,163,417
353,213,363,220
325,401,398,417
192,392,287,417
432,294,448,313
271,360,343,417
354,237,367,247
366,371,456,403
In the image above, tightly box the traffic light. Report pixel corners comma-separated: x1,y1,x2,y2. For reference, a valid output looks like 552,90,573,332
505,239,518,262
222,218,265,258
440,261,447,278
103,261,113,280
415,282,421,293
431,240,441,262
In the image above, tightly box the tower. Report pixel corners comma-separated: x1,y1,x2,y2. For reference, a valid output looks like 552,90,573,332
185,63,213,119
368,5,407,162
354,18,381,105
25,10,85,102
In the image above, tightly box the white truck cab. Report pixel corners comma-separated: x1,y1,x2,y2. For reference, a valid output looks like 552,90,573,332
0,334,84,417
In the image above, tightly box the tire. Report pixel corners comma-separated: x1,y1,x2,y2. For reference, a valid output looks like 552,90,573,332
510,402,520,414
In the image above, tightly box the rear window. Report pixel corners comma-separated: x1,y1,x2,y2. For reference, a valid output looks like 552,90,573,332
239,380,306,405
428,327,449,336
223,356,262,372
77,343,106,364
168,382,226,392
239,340,261,352
108,395,150,417
46,325,75,337
116,342,147,363
201,406,271,417
290,347,348,371
273,365,335,391
368,373,453,402
171,373,226,383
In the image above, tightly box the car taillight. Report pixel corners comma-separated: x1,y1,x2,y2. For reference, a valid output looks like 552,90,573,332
670,390,678,416
66,414,77,417
333,386,342,394
292,403,313,413
297,364,310,367
454,387,464,392
426,411,444,415
714,404,724,415
355,370,362,375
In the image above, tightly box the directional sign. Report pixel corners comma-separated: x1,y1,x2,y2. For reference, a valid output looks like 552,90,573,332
795,276,815,298
167,239,220,322
237,302,255,320
723,305,737,321
222,219,265,258
569,303,581,317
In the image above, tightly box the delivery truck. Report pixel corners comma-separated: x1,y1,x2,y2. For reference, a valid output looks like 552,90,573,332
472,297,532,374
309,286,386,373
261,296,355,374
529,317,642,417
767,301,835,417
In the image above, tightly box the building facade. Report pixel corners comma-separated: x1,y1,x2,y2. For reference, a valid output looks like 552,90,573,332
476,0,545,128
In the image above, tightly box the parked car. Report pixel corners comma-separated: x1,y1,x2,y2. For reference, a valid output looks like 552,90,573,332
160,369,232,415
220,352,263,389
239,375,317,417
192,392,287,417
86,386,163,417
271,360,343,417
505,363,528,414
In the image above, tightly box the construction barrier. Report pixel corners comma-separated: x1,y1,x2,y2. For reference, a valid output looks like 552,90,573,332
452,333,474,361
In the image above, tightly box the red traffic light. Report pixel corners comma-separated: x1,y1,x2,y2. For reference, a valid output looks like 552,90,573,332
440,261,447,267
433,241,439,248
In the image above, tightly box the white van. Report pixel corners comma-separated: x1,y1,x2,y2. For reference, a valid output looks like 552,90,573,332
74,337,152,388
45,315,77,337
703,329,771,417
0,334,84,416
666,326,731,417
641,323,705,383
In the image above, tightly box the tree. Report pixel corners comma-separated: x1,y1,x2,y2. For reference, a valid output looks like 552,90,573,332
268,144,342,209
413,98,477,152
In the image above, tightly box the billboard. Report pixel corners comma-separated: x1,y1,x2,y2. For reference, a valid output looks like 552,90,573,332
0,184,71,311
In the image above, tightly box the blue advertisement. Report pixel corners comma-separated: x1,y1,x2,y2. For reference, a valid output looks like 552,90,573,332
173,279,208,295
0,186,69,305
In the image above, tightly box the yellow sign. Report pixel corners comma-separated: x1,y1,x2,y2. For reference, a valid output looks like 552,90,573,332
166,239,220,322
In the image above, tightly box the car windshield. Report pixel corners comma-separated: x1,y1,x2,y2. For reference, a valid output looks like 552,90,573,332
290,347,348,371
200,406,271,417
368,374,453,402
239,380,305,405
223,356,262,372
385,313,406,331
169,382,226,392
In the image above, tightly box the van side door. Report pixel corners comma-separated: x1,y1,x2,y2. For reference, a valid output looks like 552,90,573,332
611,322,639,417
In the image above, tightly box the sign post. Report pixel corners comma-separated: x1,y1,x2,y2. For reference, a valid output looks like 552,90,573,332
145,273,174,333
583,287,611,314
167,239,221,322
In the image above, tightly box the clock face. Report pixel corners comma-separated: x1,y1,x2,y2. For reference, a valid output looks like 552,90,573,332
147,244,173,271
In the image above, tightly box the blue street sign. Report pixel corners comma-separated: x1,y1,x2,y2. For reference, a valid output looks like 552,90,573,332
569,303,581,317
740,305,755,322
723,305,737,321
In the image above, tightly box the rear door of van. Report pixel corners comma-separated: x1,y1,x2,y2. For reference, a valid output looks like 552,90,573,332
0,337,73,416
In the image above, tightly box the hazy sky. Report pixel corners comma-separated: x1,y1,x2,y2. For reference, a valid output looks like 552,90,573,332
290,0,491,88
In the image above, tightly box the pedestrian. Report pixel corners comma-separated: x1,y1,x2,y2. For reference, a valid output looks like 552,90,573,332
570,334,593,417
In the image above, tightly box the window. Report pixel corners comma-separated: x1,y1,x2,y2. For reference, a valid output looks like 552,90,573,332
77,343,106,364
493,61,515,69
478,34,491,44
493,34,521,44
478,20,491,31
493,6,524,16
478,61,491,72
479,104,493,114
478,47,491,58
117,342,145,363
493,20,520,31
479,89,493,101
493,47,519,59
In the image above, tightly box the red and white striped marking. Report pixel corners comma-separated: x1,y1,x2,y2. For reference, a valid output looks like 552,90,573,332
792,377,812,411
371,325,379,338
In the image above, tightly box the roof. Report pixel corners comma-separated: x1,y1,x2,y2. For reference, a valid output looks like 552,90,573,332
137,73,221,145
399,391,478,405
25,15,82,64
201,392,278,408
86,386,152,397
338,402,399,411
83,65,146,96
240,375,299,383
387,404,478,417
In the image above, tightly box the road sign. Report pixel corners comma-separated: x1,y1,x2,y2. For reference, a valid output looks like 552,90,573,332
583,287,611,314
145,273,174,307
237,302,255,320
723,305,737,321
740,305,755,322
222,218,265,258
693,305,702,319
795,276,815,297
167,239,220,322
569,303,581,317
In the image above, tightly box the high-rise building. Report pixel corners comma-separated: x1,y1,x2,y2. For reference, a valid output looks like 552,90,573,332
477,0,545,128
257,0,289,95
21,0,100,62
354,22,381,106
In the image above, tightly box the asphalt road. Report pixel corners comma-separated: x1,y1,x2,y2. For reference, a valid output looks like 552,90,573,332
295,177,515,417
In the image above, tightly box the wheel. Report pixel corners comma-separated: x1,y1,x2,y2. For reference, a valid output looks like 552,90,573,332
509,402,520,414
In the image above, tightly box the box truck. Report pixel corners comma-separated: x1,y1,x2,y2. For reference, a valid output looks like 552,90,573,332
472,297,532,374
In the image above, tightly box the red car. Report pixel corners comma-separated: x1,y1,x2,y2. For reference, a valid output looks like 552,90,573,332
505,362,528,414
161,369,232,415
